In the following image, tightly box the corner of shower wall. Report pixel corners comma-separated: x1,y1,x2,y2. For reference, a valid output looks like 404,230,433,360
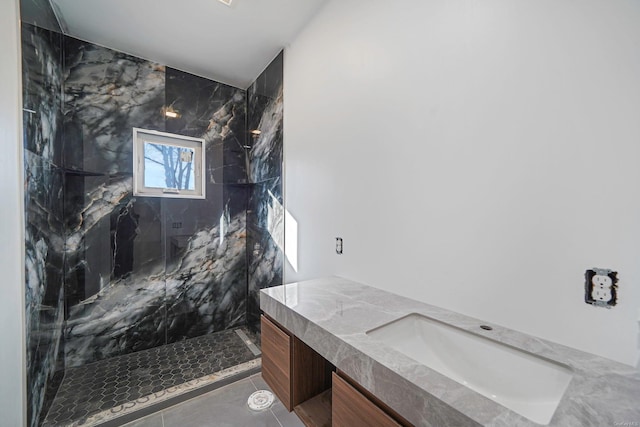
21,20,66,427
246,51,285,333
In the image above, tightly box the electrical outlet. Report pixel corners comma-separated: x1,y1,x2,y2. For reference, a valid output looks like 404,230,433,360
585,268,618,308
591,275,612,302
336,237,343,255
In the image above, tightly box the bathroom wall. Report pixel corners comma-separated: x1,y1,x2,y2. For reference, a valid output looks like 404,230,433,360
21,22,66,427
61,38,249,368
284,0,640,366
1,1,27,426
246,52,284,330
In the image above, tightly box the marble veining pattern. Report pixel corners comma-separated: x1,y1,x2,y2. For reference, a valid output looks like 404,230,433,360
65,212,247,367
246,51,284,330
261,277,640,427
247,51,283,185
65,176,132,253
22,23,66,427
63,37,165,174
247,89,283,183
247,178,284,329
165,68,247,185
61,56,251,368
22,23,63,164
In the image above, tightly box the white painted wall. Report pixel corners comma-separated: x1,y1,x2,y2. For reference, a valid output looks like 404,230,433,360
284,0,640,366
0,0,26,425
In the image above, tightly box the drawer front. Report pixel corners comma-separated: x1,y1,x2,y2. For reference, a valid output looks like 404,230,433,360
332,373,401,427
261,315,292,410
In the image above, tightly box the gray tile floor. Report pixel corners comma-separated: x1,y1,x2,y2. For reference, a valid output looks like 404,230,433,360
122,374,304,427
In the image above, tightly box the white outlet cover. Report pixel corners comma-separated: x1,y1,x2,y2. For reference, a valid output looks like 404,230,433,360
592,275,612,287
591,274,613,301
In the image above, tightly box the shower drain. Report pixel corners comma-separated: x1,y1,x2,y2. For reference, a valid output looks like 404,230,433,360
247,390,275,411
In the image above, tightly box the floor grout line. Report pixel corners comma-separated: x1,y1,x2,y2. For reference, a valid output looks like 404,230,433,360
269,408,285,427
249,375,260,391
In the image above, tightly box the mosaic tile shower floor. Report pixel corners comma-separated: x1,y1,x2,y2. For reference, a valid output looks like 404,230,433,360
43,328,261,426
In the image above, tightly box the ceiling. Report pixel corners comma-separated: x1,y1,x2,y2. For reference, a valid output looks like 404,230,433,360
50,0,327,89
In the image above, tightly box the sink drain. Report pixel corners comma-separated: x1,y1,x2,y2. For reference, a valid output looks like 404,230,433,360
247,390,275,411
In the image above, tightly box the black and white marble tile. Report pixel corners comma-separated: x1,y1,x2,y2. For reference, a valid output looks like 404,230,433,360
246,52,284,329
246,178,284,330
64,210,248,367
22,22,66,427
63,175,166,367
165,68,247,184
24,150,66,427
63,37,165,174
64,176,164,308
164,210,248,343
163,186,248,343
162,69,250,342
247,51,283,184
61,50,253,367
22,23,63,165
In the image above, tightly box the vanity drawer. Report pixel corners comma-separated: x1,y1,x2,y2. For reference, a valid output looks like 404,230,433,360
332,373,402,427
261,315,293,410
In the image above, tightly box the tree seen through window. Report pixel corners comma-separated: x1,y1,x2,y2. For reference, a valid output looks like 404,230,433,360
143,142,196,190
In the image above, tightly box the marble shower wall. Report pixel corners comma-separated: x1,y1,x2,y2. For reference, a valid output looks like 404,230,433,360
246,52,285,330
62,37,166,311
163,68,248,344
22,19,283,424
61,40,250,367
22,23,65,427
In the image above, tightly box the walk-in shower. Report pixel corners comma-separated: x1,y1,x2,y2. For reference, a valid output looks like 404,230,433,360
22,16,283,426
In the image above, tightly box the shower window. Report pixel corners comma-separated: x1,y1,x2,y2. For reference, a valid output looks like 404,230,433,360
133,128,206,199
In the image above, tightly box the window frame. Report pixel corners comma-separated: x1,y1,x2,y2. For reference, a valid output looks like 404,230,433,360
133,128,206,199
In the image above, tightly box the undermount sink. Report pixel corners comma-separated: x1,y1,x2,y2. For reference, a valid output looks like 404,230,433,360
366,314,573,425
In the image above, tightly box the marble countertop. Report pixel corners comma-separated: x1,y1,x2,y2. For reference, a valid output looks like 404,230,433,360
260,276,640,427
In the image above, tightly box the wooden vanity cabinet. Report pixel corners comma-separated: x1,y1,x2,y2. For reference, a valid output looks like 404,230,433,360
261,314,293,410
261,314,411,427
332,373,403,427
261,315,331,412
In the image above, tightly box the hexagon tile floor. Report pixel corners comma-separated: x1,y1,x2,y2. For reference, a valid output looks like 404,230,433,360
43,327,261,426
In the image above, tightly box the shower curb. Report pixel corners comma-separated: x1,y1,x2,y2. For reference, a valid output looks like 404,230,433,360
83,358,261,427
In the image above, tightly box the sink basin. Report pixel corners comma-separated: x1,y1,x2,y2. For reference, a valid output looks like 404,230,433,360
366,314,573,425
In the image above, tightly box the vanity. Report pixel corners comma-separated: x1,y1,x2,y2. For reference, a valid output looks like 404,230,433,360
260,277,640,427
